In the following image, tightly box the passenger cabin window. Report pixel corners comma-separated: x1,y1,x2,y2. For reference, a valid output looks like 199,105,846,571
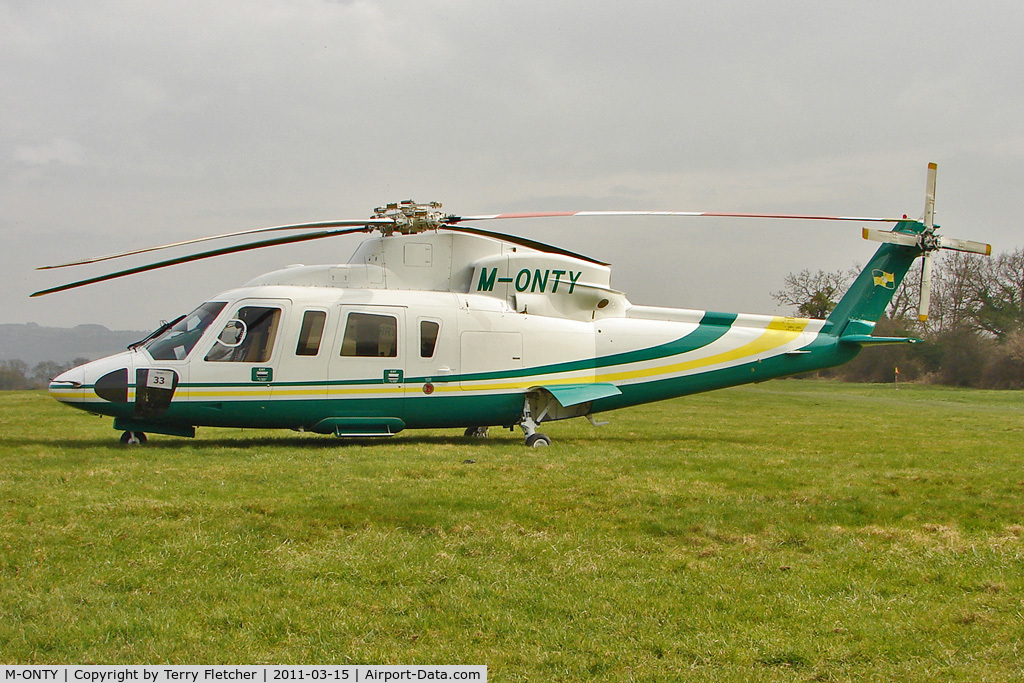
420,320,440,358
340,312,397,357
295,310,327,356
205,306,281,363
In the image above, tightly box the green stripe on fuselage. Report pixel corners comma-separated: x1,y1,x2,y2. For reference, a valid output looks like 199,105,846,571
176,311,739,389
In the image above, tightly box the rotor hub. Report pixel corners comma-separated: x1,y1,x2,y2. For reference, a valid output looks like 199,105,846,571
920,231,941,252
372,200,448,235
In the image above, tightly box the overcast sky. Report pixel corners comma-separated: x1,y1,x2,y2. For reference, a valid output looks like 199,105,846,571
3,0,1021,331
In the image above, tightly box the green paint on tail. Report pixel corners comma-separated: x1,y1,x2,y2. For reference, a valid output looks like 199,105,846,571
825,221,924,336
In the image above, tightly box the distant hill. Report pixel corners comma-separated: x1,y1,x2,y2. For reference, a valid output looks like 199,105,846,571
0,323,149,366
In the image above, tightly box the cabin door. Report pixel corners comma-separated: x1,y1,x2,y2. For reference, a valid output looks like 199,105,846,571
271,306,334,404
192,299,289,422
328,305,407,422
404,307,459,402
459,331,524,389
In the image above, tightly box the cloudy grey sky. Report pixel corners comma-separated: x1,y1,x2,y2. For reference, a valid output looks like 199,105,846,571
3,0,1021,331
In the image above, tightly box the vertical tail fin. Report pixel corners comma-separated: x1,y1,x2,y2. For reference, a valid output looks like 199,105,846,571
824,220,924,336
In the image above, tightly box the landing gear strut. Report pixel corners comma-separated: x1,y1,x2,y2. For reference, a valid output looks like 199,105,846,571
120,431,147,446
518,398,551,447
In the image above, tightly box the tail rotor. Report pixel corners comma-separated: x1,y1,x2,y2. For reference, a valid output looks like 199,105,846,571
861,163,991,322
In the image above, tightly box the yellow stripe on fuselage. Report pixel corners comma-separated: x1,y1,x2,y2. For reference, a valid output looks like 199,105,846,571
450,316,810,393
186,386,405,398
595,316,808,384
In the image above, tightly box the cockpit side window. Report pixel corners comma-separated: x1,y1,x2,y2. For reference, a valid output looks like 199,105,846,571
420,320,440,358
145,301,227,361
295,310,327,356
205,306,282,363
340,312,397,358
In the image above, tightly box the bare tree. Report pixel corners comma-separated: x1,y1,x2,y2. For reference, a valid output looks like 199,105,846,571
973,247,1024,339
771,268,855,319
886,262,922,324
923,251,985,334
773,247,1024,388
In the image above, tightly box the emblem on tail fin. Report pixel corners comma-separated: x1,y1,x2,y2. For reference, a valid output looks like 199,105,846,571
872,270,895,289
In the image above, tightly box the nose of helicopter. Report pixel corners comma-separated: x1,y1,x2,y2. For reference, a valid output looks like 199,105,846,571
48,353,134,407
48,365,86,403
51,364,85,384
49,366,80,387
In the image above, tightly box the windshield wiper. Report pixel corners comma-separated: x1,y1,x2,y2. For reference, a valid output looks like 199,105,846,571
128,315,186,351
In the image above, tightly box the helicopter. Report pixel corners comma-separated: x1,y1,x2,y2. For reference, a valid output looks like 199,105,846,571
37,163,991,446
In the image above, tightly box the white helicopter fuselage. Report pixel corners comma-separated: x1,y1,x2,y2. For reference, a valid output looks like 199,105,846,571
49,230,838,442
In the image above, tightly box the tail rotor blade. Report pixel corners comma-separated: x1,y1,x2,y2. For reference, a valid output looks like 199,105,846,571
937,235,992,256
862,227,921,248
919,253,933,321
924,162,937,230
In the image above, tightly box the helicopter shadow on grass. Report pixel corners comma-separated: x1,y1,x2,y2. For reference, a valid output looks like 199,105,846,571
2,430,754,451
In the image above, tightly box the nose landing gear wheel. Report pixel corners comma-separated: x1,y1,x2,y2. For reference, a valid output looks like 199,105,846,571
120,431,147,446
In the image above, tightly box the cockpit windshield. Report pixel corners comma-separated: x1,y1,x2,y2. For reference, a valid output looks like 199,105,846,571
144,302,227,360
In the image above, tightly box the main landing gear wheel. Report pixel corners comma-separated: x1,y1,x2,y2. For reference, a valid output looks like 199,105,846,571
525,433,551,448
518,395,552,447
463,426,490,438
120,431,147,446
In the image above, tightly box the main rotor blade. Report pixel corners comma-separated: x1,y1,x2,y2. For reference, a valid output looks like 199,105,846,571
442,224,609,266
449,210,908,223
38,219,394,270
32,226,372,297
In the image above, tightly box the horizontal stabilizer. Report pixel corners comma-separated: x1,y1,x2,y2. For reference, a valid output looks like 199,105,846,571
839,335,922,347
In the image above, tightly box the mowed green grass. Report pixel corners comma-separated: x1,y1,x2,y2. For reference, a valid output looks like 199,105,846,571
1,381,1023,681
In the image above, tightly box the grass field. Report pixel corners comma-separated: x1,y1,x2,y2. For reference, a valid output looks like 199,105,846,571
1,381,1023,681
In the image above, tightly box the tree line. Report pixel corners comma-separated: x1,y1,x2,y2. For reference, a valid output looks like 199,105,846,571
0,358,91,391
773,247,1024,388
